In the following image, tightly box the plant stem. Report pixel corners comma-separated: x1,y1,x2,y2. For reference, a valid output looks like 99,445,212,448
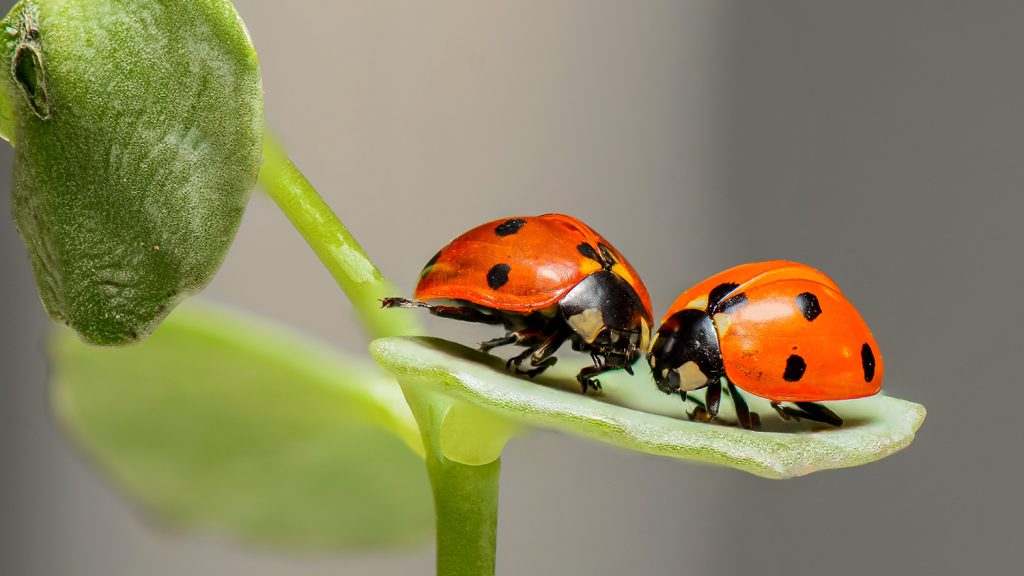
410,395,501,576
258,136,421,340
259,135,500,575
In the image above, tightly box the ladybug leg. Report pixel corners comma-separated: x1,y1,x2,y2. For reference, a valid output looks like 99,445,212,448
505,347,535,371
522,356,559,378
520,330,569,378
380,297,427,309
793,402,843,427
503,329,568,378
577,362,598,393
576,362,608,394
770,402,843,427
683,393,706,421
380,298,502,325
770,402,794,422
479,334,519,353
725,379,757,430
705,379,721,419
690,379,722,423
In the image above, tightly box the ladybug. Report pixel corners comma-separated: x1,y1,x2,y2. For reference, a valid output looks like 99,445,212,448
382,214,652,392
646,261,882,429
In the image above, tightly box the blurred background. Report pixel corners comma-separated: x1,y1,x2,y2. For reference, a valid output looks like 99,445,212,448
2,1,1021,574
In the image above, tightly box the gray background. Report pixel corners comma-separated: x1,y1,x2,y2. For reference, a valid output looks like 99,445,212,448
2,1,1021,574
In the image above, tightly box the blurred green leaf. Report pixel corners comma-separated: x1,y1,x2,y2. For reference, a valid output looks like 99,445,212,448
52,303,433,550
1,0,263,344
371,337,926,479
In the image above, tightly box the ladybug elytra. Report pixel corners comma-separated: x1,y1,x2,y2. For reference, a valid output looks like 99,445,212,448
383,214,652,391
647,261,882,429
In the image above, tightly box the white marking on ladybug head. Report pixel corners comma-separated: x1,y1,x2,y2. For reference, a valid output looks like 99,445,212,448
679,361,709,391
567,308,605,343
712,312,732,334
688,296,709,310
639,317,651,353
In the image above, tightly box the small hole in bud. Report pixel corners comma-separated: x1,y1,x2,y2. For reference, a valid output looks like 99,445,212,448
14,43,51,119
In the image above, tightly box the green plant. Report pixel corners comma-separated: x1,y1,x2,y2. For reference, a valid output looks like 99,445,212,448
2,1,925,575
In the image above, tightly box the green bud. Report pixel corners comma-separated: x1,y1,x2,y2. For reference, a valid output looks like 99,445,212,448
1,0,263,345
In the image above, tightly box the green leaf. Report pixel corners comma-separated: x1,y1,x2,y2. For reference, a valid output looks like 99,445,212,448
52,303,433,550
1,0,264,344
370,337,926,479
438,400,521,466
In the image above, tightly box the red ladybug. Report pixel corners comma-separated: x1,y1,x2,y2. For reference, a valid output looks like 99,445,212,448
646,261,882,428
382,214,652,392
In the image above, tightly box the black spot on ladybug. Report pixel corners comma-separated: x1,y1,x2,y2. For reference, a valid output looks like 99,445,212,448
795,292,822,321
718,292,748,313
597,243,619,266
577,243,601,263
861,343,876,382
495,219,527,237
420,250,442,278
487,263,511,290
708,283,740,312
783,354,806,382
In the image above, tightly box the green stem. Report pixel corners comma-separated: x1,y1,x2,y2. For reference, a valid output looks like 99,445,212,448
258,136,420,340
258,135,499,575
410,395,501,576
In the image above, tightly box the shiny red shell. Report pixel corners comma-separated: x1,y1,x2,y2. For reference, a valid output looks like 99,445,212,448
414,214,652,317
663,261,883,402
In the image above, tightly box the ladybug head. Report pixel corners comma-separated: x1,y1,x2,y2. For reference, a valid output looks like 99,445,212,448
558,271,651,370
647,309,725,395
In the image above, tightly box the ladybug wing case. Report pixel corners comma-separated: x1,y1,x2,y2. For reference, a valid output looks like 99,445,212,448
715,279,883,402
414,216,602,313
661,260,834,322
